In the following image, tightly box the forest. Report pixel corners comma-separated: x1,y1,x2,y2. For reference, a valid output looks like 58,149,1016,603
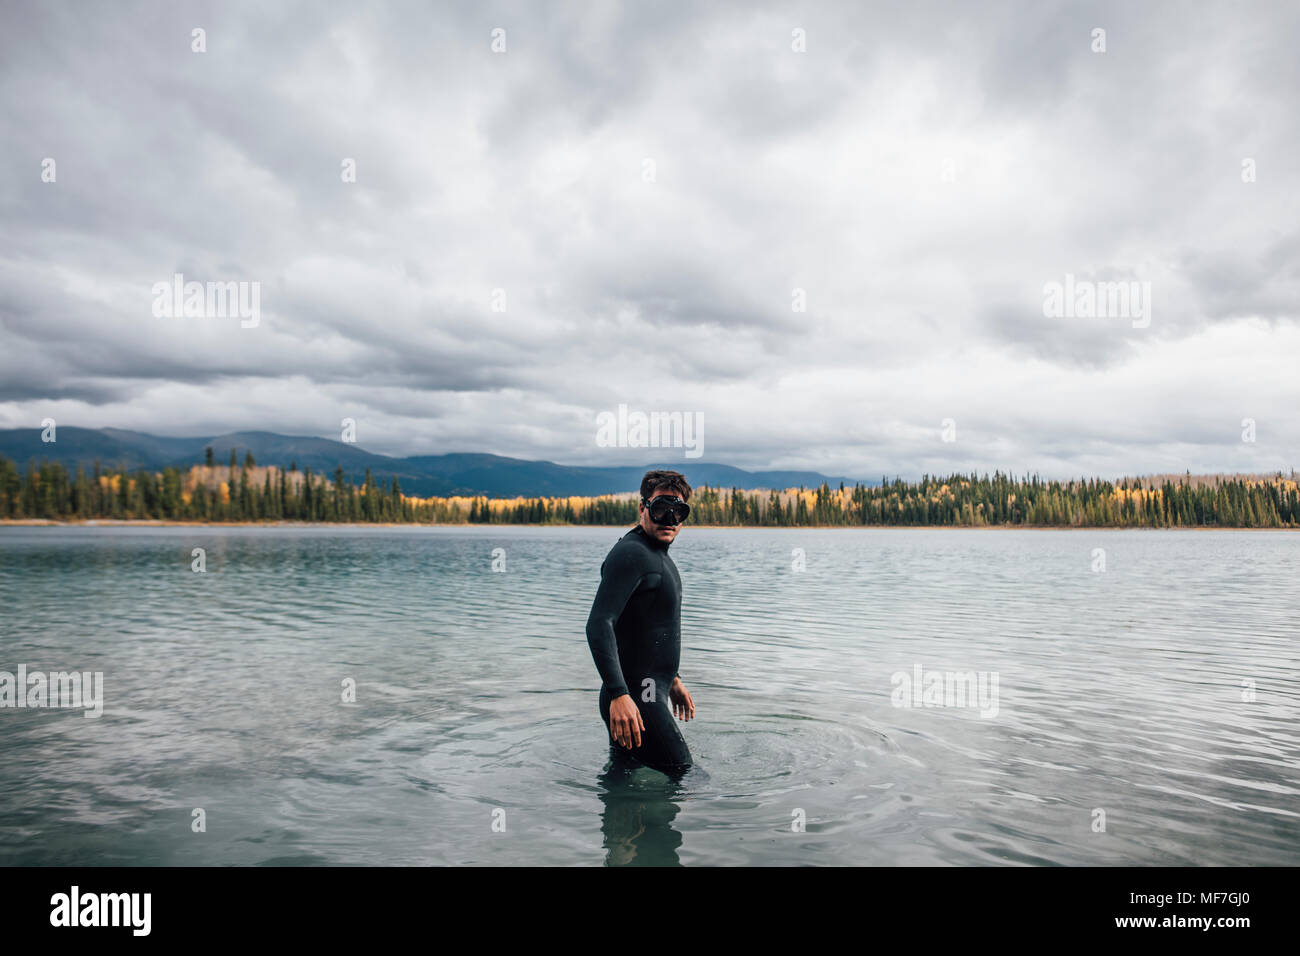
2,449,1297,528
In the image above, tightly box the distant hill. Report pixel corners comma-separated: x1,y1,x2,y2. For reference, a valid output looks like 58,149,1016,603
0,427,866,498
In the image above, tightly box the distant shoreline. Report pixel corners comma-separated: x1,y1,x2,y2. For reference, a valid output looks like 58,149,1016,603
1,519,1294,532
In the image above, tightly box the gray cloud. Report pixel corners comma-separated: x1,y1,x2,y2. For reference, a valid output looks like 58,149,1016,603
1,0,1297,478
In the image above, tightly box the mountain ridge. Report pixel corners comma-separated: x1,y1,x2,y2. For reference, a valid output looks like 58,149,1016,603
0,427,866,498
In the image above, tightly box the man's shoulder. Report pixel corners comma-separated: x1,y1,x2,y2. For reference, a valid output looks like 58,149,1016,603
603,527,653,564
618,525,643,542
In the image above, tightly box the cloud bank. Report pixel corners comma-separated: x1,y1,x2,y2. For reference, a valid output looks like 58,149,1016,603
2,0,1297,479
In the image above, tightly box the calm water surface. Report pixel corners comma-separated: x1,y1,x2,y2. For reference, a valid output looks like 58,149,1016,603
0,525,1296,866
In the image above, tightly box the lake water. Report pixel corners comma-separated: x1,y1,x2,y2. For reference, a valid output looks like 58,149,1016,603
0,525,1296,866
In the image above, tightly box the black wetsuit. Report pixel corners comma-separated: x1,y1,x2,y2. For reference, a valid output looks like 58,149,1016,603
586,524,692,773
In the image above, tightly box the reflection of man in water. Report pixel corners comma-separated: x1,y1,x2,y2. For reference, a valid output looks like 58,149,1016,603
597,761,685,867
586,470,696,776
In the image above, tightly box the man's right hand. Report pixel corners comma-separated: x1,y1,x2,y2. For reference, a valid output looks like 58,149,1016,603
608,694,645,749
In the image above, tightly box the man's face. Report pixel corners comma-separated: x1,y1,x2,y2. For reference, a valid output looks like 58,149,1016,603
639,489,685,544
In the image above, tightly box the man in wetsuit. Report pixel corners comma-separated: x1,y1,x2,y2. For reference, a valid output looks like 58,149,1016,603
586,470,696,775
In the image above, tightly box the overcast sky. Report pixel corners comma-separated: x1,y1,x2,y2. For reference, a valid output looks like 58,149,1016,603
2,0,1297,480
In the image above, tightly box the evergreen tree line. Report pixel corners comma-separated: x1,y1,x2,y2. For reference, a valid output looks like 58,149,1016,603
1,454,1297,528
0,452,638,525
686,473,1300,528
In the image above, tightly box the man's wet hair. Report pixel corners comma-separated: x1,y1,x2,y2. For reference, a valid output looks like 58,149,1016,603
640,470,692,502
